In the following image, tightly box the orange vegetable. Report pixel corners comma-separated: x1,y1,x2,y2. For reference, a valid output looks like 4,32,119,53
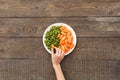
58,26,74,53
61,32,66,36
59,35,63,40
64,39,68,45
58,34,60,38
67,36,73,43
64,45,68,51
62,30,68,33
66,43,70,48
60,26,66,30
51,44,55,49
67,32,72,36
61,45,65,51
61,36,66,41
69,43,74,49
60,40,62,44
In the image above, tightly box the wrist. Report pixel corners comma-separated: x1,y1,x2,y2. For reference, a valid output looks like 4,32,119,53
53,64,61,69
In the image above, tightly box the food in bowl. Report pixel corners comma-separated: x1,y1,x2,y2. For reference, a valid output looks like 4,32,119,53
44,26,61,50
44,25,74,54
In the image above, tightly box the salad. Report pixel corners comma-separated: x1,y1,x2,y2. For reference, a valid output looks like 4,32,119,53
44,25,74,54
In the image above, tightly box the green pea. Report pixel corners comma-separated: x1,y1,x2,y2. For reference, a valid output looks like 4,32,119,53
44,26,61,50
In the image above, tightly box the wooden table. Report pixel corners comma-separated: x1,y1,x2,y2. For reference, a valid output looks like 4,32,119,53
0,0,120,80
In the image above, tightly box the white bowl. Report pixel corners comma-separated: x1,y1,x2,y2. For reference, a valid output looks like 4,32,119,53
43,23,77,55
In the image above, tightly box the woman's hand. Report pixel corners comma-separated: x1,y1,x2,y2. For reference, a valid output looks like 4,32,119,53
51,47,64,67
51,47,65,80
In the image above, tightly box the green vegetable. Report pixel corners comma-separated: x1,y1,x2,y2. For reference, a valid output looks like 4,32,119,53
44,26,61,50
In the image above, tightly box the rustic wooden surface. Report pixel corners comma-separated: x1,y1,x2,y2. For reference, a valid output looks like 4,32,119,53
0,0,120,80
0,17,120,38
0,0,120,17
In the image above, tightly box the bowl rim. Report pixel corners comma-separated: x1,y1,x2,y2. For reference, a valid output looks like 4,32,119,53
43,22,77,55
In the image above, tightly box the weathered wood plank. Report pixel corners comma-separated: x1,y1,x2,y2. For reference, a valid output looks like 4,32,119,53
0,0,120,3
0,0,120,17
0,38,119,60
78,60,119,80
0,17,120,38
0,38,45,58
62,60,120,80
73,38,120,60
0,59,119,80
0,59,55,80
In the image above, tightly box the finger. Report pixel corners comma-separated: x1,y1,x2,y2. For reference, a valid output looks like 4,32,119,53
57,48,60,53
58,49,62,57
56,48,60,56
57,48,63,57
61,50,64,54
58,50,61,56
58,48,62,56
61,50,65,57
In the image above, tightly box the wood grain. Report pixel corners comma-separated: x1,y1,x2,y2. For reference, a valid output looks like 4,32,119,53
0,38,119,60
0,59,119,80
73,38,120,60
0,0,120,17
0,17,120,38
0,59,55,80
0,0,119,80
62,59,120,80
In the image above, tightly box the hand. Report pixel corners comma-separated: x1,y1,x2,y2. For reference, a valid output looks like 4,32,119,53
51,47,65,80
51,47,65,67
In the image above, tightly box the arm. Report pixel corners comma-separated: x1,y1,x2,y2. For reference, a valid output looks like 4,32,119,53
51,47,65,80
